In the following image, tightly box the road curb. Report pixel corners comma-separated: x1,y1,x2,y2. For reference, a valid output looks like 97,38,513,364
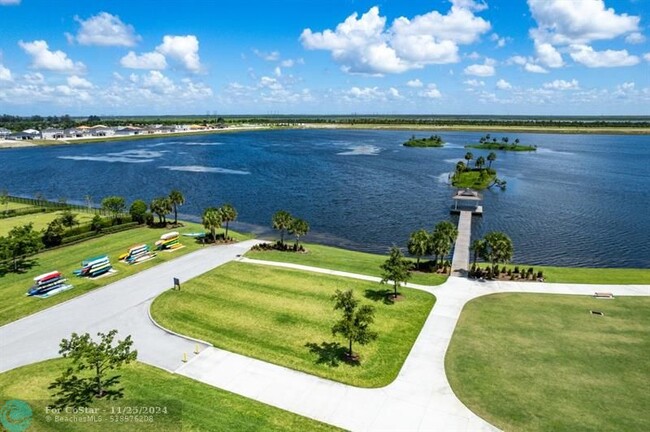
146,300,214,348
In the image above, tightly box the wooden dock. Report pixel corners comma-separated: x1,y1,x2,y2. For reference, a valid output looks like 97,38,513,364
451,210,472,276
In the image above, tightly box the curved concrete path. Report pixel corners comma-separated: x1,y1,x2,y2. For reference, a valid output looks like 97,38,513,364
1,247,648,432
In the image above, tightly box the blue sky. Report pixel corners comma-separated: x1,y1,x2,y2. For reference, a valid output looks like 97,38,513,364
0,0,648,115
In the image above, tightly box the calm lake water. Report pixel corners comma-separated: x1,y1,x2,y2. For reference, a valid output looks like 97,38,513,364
1,129,649,268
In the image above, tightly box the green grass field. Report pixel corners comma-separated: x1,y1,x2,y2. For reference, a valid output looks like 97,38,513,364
152,262,435,387
0,223,249,326
479,263,650,284
246,242,448,286
0,359,339,432
0,201,38,212
0,210,96,235
446,293,650,432
451,170,496,189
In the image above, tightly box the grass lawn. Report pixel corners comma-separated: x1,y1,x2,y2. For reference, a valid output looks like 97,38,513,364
451,170,496,189
479,263,650,285
0,201,38,212
0,210,96,235
0,359,339,432
0,223,250,326
246,242,448,286
446,293,650,432
152,262,435,387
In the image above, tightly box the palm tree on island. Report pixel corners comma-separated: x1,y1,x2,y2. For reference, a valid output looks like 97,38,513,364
475,156,485,170
487,152,496,168
464,152,473,169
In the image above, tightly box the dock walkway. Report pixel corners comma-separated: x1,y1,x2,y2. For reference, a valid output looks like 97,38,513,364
451,210,472,276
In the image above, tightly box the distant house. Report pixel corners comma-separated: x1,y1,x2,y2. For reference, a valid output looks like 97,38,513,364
65,128,89,138
0,127,11,138
23,128,40,135
41,128,64,140
174,124,190,132
90,125,115,137
7,131,39,140
115,126,143,136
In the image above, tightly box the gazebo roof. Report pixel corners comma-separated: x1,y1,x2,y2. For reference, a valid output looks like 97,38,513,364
452,188,482,201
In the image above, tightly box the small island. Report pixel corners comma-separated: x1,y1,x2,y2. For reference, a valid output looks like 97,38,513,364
466,134,536,151
403,134,444,148
451,152,506,190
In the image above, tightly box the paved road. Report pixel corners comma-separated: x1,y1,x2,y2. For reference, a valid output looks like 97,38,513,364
1,249,648,432
0,240,260,373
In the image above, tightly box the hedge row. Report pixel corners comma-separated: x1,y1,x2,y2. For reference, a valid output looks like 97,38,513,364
0,207,51,219
60,222,140,246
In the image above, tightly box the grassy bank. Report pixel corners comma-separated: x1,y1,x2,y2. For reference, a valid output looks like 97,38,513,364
246,242,448,286
152,262,435,387
477,263,650,284
446,293,650,432
0,359,339,431
451,169,496,189
0,223,249,326
0,210,96,235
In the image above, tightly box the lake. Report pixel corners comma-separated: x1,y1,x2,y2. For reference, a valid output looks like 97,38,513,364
1,129,649,268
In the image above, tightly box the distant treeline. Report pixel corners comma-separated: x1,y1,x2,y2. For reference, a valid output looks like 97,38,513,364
2,114,649,131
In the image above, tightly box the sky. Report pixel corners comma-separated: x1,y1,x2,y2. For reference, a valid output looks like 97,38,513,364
0,0,648,116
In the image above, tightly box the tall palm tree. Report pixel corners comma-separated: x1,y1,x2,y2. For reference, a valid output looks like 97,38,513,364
168,190,185,224
289,218,310,249
433,221,458,266
487,152,496,168
202,207,222,243
502,137,509,144
481,231,514,273
150,197,172,225
514,138,520,145
455,161,465,173
475,156,485,170
470,239,486,266
464,152,473,170
407,229,431,268
219,203,238,240
272,210,293,247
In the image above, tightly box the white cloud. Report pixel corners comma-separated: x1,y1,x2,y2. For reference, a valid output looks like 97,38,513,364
67,75,93,89
644,53,650,62
300,3,490,75
508,56,527,66
253,49,280,61
535,42,563,68
73,12,140,47
528,0,640,45
569,44,639,67
406,79,423,88
419,84,442,99
18,40,85,73
464,58,495,76
464,79,484,87
0,0,21,5
120,51,167,70
280,59,294,67
625,32,646,44
496,79,512,90
543,79,579,90
524,63,548,73
490,33,508,48
388,87,402,98
0,64,12,81
157,35,201,72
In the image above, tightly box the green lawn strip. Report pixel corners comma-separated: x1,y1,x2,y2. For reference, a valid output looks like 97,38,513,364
246,242,447,286
480,263,650,284
152,262,435,387
0,210,96,235
451,170,495,189
0,201,38,211
446,293,650,432
0,223,249,326
0,359,340,432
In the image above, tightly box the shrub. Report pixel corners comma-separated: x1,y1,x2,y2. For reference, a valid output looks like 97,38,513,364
527,267,534,275
501,266,507,274
507,269,512,276
537,271,544,279
514,266,520,274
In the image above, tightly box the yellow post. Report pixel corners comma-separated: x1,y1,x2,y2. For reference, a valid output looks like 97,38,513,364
194,344,200,354
182,352,187,362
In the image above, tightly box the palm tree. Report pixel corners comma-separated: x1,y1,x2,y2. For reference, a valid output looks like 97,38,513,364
219,203,238,240
168,190,185,224
272,210,293,248
433,221,458,267
289,218,310,249
481,231,514,273
475,156,485,170
455,161,465,174
464,152,473,170
150,197,172,225
502,137,509,144
470,239,487,266
487,152,496,168
514,138,520,145
407,229,431,268
429,230,449,268
202,207,222,243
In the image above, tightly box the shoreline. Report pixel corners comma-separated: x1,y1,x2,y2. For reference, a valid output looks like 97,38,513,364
1,122,649,150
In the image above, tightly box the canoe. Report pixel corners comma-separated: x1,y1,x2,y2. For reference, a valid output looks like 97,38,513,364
161,232,180,240
33,270,61,282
